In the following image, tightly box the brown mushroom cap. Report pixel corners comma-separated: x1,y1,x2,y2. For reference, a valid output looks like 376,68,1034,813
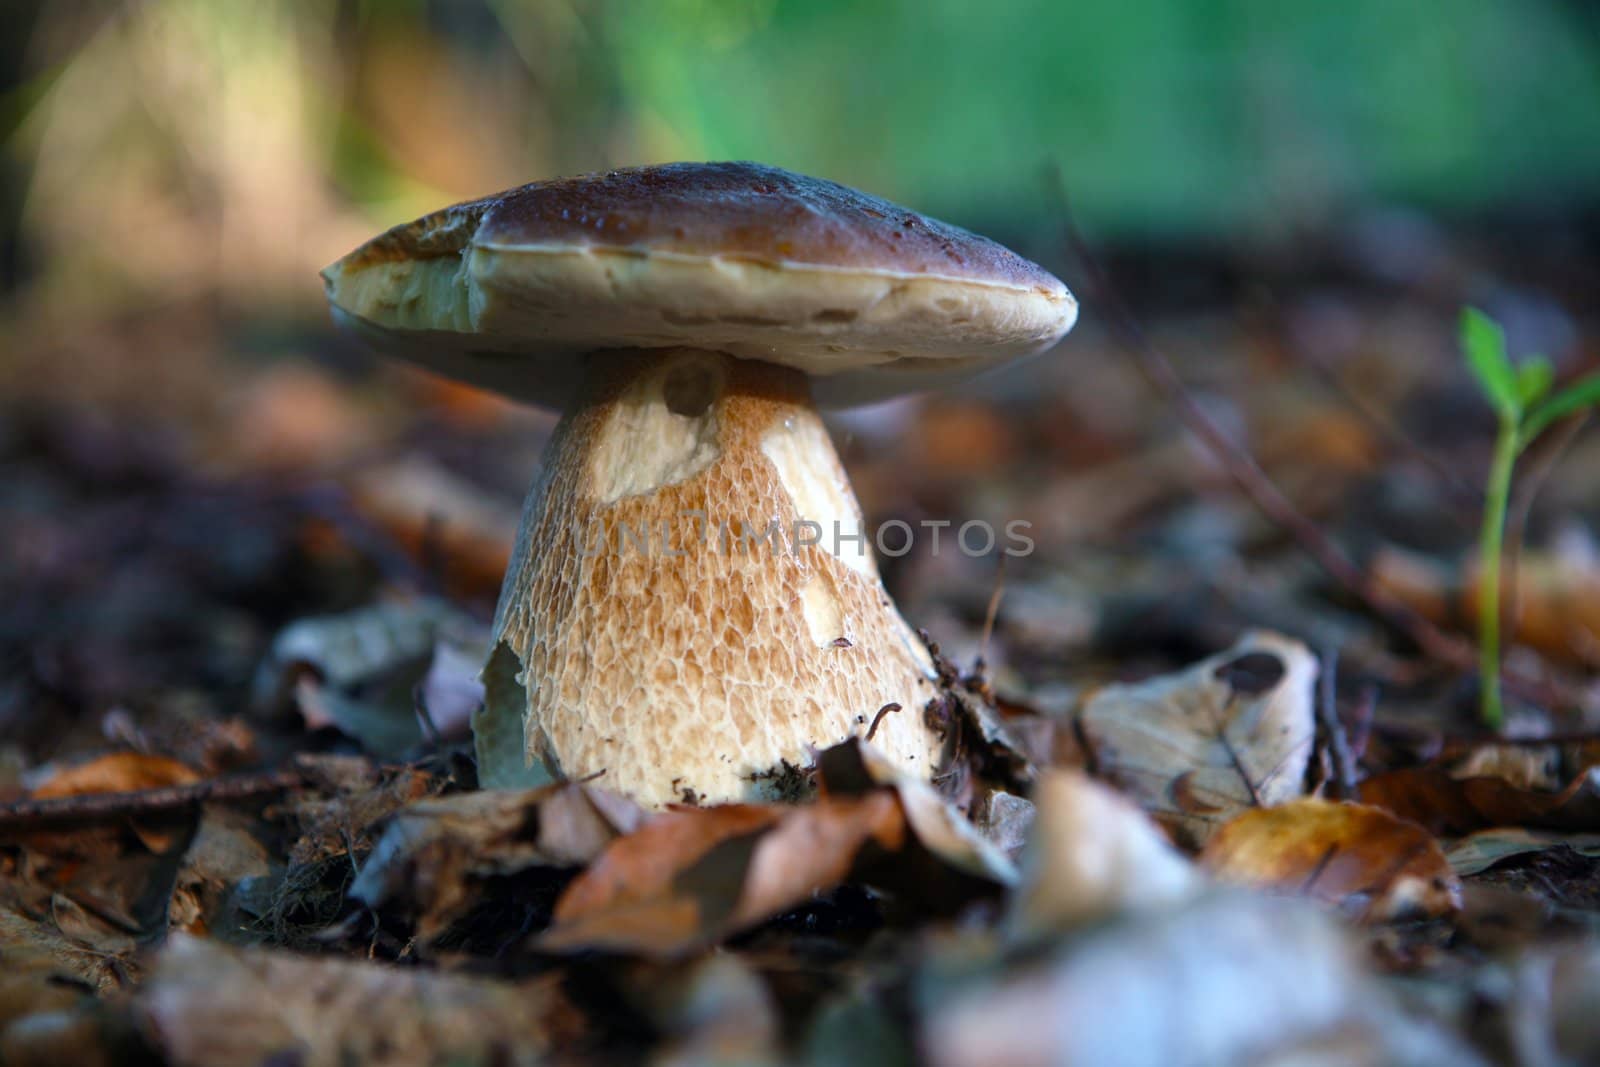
323,162,1076,407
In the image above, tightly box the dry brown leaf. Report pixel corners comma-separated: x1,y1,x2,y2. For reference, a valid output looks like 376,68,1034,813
1201,798,1460,920
1010,770,1201,937
538,741,1017,958
1360,764,1600,836
138,934,561,1067
30,753,200,799
350,783,642,942
817,739,1019,886
1078,631,1318,847
541,795,903,956
167,808,273,937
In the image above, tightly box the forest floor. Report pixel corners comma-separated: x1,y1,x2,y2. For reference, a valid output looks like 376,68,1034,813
1,231,1598,1065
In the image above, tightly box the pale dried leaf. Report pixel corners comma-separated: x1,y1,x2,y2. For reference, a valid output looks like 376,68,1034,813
923,894,1484,1067
1010,770,1202,937
1078,631,1317,847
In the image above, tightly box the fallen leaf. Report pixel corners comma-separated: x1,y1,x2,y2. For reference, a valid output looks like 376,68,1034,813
1201,798,1460,920
1010,770,1202,937
921,893,1485,1067
818,739,1019,887
541,795,902,956
0,904,130,994
541,741,1015,956
138,934,562,1067
1445,829,1600,876
1451,744,1563,792
350,783,642,943
978,791,1036,862
30,753,200,799
167,808,273,937
256,599,487,758
1078,631,1318,847
1360,765,1600,836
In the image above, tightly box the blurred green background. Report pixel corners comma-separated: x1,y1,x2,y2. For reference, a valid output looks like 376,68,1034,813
4,0,1599,328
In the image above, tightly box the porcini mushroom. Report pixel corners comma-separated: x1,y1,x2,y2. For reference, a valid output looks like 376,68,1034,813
323,162,1075,807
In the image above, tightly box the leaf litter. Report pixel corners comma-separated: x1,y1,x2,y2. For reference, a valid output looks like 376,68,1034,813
4,289,1600,1063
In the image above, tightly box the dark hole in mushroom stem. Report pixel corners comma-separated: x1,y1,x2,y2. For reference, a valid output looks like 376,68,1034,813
662,360,721,417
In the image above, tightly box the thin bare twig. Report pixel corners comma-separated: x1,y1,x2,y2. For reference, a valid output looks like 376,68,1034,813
1048,171,1581,714
0,767,304,833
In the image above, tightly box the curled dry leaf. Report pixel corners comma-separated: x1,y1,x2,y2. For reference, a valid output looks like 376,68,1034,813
350,782,642,943
29,753,200,799
818,738,1019,887
1078,631,1317,847
542,741,1014,956
138,934,561,1067
255,599,488,757
1010,770,1202,938
1200,798,1460,921
541,794,902,956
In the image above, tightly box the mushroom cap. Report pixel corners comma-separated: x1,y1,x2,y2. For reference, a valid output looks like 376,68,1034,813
323,162,1077,408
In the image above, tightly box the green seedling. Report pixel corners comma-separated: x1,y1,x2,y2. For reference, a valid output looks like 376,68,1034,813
1460,307,1600,727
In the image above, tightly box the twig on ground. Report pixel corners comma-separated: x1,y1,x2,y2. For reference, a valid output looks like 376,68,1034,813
0,767,305,833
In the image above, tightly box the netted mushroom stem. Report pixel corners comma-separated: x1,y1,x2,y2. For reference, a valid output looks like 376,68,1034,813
476,348,946,807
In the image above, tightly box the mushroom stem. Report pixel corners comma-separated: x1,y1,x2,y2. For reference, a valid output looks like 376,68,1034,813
477,348,945,806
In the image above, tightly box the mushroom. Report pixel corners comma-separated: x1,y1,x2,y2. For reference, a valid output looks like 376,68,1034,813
323,162,1075,807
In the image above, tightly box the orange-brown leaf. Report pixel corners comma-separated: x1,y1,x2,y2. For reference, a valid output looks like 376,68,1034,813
1201,798,1460,920
543,795,904,956
31,753,201,799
